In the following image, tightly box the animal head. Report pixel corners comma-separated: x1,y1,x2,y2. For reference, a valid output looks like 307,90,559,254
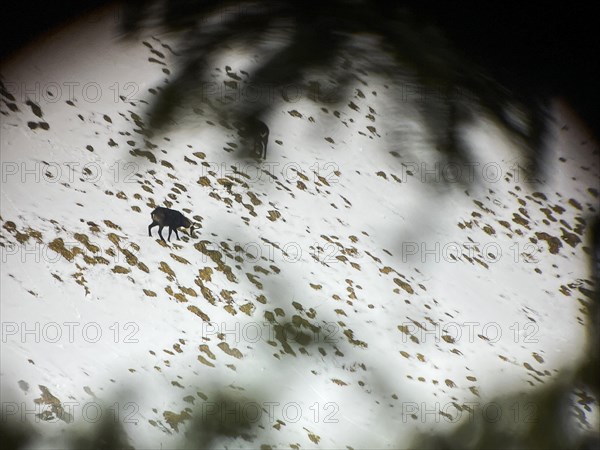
183,217,198,238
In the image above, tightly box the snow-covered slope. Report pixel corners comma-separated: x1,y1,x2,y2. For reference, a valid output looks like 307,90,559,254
1,7,598,449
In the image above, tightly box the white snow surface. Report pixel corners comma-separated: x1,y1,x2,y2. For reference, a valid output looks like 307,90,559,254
1,7,599,449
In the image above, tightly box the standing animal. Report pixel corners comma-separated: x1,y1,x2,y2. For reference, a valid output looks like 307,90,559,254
238,118,269,159
148,207,196,242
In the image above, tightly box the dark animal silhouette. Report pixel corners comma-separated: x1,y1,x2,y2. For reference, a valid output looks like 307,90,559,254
148,207,196,242
238,118,269,159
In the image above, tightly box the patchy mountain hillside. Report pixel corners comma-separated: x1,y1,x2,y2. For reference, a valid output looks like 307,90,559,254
1,7,598,449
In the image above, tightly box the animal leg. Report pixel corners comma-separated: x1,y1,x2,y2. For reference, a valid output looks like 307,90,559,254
158,226,166,241
260,127,268,158
174,228,181,240
253,140,260,158
261,139,267,158
254,140,266,159
167,227,173,242
148,221,158,237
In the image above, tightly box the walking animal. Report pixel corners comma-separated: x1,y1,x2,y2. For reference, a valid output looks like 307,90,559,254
148,207,196,242
238,118,269,159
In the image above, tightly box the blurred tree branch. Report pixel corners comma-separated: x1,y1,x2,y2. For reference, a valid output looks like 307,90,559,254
120,0,561,173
